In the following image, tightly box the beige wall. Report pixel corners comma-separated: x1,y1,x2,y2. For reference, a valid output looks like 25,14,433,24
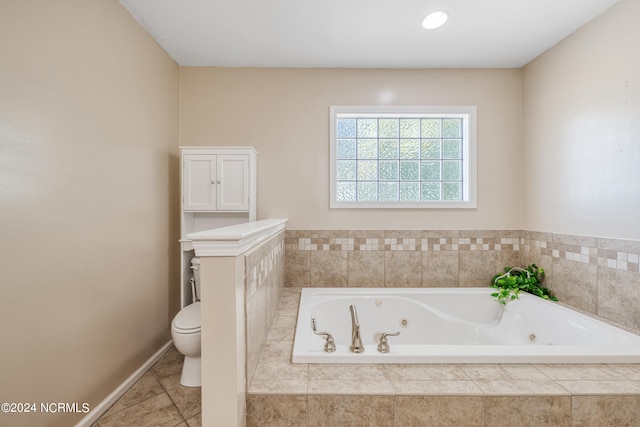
522,0,640,240
0,2,179,426
180,67,523,230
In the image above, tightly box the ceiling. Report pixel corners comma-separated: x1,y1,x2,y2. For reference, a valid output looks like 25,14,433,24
119,0,621,68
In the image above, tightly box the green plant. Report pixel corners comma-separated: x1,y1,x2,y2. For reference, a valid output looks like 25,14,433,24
490,264,558,304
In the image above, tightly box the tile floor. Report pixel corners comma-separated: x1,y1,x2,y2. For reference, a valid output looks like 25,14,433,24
93,345,201,427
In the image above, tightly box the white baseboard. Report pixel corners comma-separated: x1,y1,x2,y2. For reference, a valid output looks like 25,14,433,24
74,340,173,427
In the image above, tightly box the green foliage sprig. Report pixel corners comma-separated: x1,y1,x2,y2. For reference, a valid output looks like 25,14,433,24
490,264,558,304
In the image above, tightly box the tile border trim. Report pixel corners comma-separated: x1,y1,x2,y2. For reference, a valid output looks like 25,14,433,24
286,230,640,273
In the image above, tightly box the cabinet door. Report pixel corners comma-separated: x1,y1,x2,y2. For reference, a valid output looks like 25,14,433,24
217,154,249,211
183,154,217,211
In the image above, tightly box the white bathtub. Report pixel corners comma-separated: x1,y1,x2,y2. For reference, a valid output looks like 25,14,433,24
292,288,640,363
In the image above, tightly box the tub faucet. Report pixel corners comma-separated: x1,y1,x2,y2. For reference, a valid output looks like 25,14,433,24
349,305,364,353
311,318,336,353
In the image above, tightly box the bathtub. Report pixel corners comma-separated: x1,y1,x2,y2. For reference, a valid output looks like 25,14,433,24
292,288,640,363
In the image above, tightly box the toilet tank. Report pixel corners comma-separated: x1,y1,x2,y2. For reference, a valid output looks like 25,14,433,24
190,257,201,301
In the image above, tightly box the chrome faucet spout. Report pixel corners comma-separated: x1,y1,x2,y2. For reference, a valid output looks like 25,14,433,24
349,305,364,353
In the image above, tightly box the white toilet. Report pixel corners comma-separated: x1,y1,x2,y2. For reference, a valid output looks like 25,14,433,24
171,257,201,387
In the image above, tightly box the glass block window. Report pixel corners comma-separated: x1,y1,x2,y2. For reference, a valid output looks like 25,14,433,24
330,106,477,208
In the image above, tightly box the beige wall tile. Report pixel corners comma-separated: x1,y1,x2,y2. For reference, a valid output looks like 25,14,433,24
285,249,311,287
572,395,640,427
245,233,285,387
484,396,571,427
246,284,267,383
553,233,598,247
422,251,459,287
283,228,639,333
349,251,385,287
308,395,394,427
385,251,422,287
396,395,483,426
598,267,640,330
246,394,307,427
311,251,349,286
552,258,598,313
459,250,519,287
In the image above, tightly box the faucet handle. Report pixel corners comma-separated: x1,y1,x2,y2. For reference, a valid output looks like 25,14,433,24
311,318,336,353
377,331,400,353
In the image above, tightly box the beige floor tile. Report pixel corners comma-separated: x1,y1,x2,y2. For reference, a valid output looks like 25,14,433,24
97,393,184,427
152,346,184,379
308,363,386,380
258,341,295,364
533,363,627,380
266,315,297,342
307,378,395,395
392,380,482,395
101,371,165,417
251,348,308,381
461,364,548,381
186,413,202,427
607,364,640,380
556,380,640,394
158,373,201,420
248,378,308,394
474,379,570,395
384,364,469,380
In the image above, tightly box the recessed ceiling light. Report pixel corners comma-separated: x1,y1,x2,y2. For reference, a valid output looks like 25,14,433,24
422,10,449,30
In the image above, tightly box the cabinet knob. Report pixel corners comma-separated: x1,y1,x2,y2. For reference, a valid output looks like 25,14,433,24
211,180,215,184
217,180,222,184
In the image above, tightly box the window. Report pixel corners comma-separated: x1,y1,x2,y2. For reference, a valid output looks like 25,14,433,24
330,106,477,208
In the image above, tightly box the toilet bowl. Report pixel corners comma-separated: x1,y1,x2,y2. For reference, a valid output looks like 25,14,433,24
171,301,201,386
171,257,202,387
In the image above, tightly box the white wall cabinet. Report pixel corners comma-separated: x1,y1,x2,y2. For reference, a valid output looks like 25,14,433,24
180,146,257,306
183,153,250,212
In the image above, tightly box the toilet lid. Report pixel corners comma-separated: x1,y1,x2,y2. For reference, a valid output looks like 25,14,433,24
172,302,201,332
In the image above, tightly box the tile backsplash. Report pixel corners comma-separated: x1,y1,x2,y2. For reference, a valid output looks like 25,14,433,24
285,229,640,332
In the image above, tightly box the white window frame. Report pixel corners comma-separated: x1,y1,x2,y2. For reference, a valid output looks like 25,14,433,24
329,105,477,209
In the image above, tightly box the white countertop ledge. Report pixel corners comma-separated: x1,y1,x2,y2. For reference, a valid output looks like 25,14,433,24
187,218,287,256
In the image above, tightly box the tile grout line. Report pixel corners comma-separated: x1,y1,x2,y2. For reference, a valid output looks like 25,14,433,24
155,371,188,426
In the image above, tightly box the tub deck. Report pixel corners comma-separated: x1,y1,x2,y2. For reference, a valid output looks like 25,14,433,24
247,288,640,426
